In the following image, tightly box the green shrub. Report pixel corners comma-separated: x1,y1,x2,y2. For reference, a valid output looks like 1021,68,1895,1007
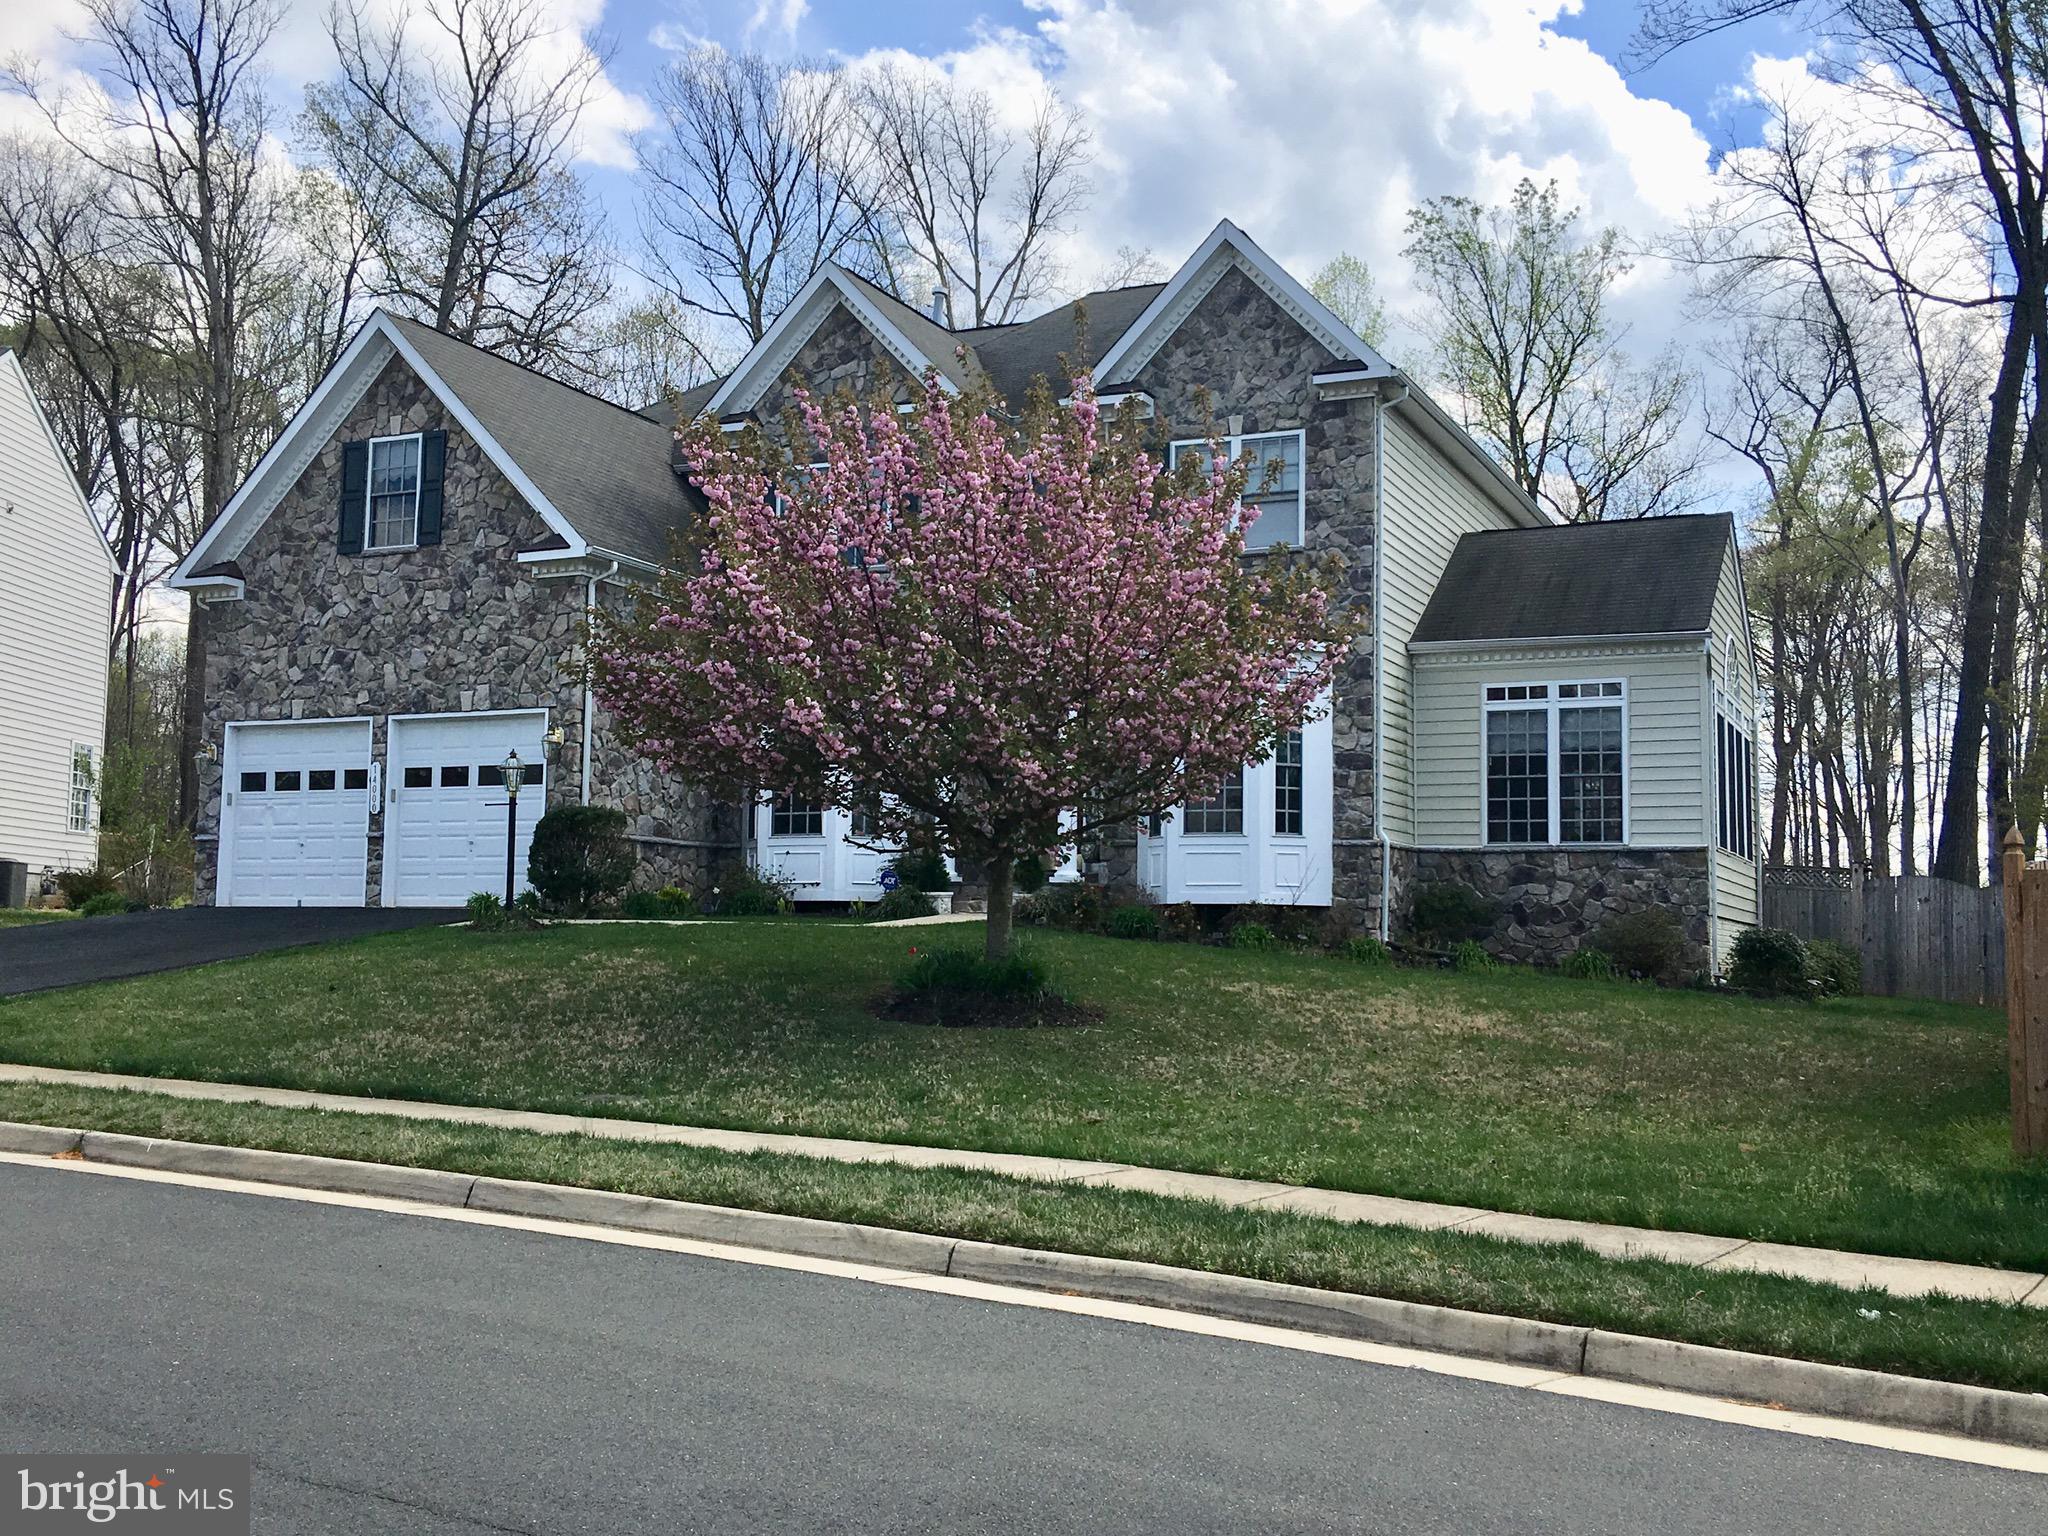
1158,902,1203,944
709,862,795,916
1338,935,1393,967
78,890,139,917
1107,904,1160,941
898,944,1057,1001
1559,946,1618,981
1224,902,1320,947
1806,938,1864,997
1228,921,1276,951
621,886,696,919
1014,882,1103,932
526,806,633,914
55,867,121,908
466,891,503,926
464,891,539,930
887,842,953,893
1011,855,1052,894
867,886,937,921
1408,883,1499,947
1591,907,1689,984
1451,938,1498,973
1728,926,1813,998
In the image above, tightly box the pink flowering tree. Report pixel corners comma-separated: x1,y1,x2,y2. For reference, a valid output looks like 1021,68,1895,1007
591,373,1358,959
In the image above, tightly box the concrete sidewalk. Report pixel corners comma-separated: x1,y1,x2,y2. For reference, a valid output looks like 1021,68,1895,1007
1,1060,2040,1308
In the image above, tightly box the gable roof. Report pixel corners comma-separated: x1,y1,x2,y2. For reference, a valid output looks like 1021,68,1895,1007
173,310,691,586
1411,514,1736,646
383,317,690,566
966,282,1167,407
0,349,118,578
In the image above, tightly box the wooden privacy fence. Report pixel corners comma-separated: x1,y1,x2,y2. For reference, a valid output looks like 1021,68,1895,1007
2003,831,2048,1160
1762,865,2004,1006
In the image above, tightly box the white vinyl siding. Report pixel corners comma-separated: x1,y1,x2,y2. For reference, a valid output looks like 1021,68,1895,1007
1378,409,1523,845
1709,537,1760,966
1412,645,1706,847
0,353,114,874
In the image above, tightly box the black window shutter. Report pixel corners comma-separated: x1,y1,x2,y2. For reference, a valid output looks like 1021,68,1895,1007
338,440,368,555
417,429,447,546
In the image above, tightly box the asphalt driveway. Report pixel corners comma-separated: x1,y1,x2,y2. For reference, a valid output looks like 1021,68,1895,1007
0,907,457,997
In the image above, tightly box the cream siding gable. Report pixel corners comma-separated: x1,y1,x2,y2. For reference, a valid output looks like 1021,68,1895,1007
1378,408,1524,846
0,352,113,874
1410,642,1707,848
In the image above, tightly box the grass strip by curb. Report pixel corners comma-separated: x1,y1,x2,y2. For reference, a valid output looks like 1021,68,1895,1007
4,1079,2048,1402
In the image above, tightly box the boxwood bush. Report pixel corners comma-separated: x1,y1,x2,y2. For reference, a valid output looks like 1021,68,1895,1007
527,806,633,914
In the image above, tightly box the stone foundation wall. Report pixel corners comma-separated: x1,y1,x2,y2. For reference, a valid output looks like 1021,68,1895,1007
1398,846,1712,971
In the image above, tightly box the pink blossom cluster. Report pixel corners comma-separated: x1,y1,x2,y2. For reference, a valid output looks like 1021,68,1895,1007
591,371,1356,875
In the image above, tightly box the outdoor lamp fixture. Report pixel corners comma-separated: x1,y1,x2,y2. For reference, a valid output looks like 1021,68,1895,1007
501,748,523,908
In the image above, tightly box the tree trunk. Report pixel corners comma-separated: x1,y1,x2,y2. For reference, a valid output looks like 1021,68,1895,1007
983,854,1014,961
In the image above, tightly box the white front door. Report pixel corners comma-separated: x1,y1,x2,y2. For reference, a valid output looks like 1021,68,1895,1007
385,711,548,908
221,720,373,907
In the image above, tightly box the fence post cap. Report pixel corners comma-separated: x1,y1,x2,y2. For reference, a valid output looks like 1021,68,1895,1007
2004,827,2026,851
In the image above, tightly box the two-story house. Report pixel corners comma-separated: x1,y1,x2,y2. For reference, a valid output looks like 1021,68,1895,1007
0,349,115,899
171,220,1759,970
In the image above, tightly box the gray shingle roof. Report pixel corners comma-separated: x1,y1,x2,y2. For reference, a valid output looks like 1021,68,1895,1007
967,283,1167,408
1411,514,1735,645
387,314,692,567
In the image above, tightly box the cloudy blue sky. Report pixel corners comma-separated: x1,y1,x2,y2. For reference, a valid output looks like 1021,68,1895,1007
6,0,1819,364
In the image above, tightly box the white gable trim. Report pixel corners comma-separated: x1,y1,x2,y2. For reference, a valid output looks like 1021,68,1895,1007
2,350,120,577
699,267,957,423
1092,219,1397,387
171,311,590,587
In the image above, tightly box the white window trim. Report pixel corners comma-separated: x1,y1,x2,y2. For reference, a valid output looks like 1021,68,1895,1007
1480,679,1630,848
68,742,95,834
1168,429,1306,550
364,432,424,553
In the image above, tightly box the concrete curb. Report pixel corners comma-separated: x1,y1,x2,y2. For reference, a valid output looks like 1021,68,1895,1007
7,1121,2047,1450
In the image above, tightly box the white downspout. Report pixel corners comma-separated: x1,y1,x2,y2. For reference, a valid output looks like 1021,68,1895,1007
1374,383,1406,942
582,561,619,805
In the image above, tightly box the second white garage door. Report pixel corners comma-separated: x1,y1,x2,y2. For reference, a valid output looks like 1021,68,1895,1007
385,711,549,908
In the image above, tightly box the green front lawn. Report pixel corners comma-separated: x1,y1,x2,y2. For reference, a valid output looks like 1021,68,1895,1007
0,909,77,927
1,920,2040,1270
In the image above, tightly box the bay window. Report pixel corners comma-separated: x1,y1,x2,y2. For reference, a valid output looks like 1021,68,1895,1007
1168,429,1304,549
1273,730,1304,835
1483,681,1626,846
770,792,824,837
1182,768,1245,835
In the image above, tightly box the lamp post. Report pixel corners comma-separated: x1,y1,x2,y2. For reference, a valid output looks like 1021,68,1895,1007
502,748,523,909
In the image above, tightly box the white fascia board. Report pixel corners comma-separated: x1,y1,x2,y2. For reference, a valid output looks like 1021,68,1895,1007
701,267,953,423
171,315,390,587
1409,631,1707,656
3,351,119,578
1092,219,1400,387
173,312,594,587
1382,381,1550,528
381,320,588,557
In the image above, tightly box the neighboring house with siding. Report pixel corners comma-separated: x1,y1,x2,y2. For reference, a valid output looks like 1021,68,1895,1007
0,350,115,890
168,219,1759,972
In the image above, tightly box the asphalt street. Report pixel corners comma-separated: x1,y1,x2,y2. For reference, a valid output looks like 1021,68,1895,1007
2,1162,2043,1534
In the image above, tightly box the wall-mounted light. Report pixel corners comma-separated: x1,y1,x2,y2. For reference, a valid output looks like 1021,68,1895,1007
543,724,566,747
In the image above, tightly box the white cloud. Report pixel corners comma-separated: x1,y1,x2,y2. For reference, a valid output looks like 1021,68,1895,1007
844,0,1719,357
744,0,809,44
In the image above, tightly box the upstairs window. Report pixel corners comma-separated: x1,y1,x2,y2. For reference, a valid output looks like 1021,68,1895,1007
1182,768,1245,835
1169,429,1305,550
1716,690,1755,860
1484,681,1626,846
367,435,422,550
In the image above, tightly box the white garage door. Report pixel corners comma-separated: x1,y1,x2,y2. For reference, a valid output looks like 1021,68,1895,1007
386,711,548,908
222,720,373,907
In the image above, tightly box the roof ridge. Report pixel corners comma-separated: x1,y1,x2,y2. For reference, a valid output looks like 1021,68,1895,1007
1458,511,1734,537
381,310,668,428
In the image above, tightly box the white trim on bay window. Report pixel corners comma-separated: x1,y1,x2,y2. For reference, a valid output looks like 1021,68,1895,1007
1480,680,1629,848
365,432,424,551
1167,429,1305,550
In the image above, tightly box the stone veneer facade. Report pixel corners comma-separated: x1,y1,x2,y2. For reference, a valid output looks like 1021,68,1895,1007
1123,265,1383,923
195,354,736,904
1400,847,1713,973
